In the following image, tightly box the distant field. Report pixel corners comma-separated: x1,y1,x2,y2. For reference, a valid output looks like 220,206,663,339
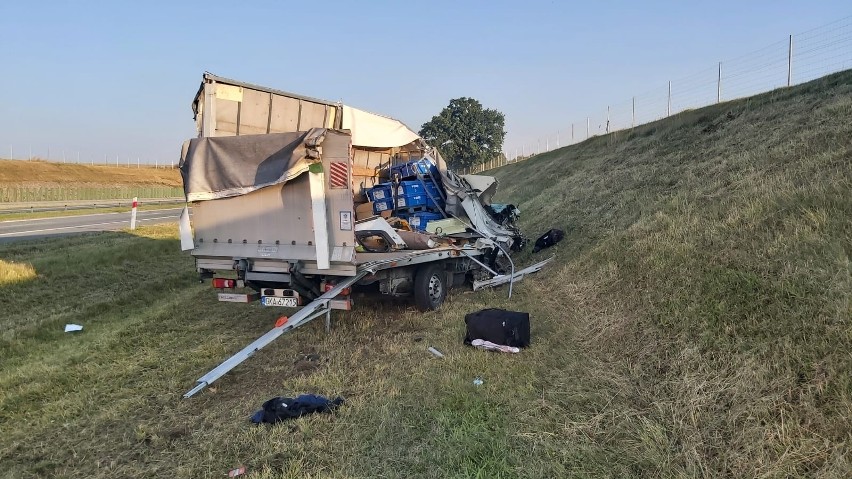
0,159,183,202
0,159,182,185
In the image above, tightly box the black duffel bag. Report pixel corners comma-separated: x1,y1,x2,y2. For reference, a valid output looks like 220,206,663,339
463,308,530,348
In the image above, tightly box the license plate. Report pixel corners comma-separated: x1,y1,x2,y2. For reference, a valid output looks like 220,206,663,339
261,296,298,307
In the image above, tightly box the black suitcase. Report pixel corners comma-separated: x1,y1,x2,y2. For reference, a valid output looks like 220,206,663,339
463,308,530,348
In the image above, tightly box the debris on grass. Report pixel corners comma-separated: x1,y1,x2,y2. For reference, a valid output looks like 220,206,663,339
64,324,83,333
427,346,445,358
251,394,344,424
227,466,246,477
471,339,520,354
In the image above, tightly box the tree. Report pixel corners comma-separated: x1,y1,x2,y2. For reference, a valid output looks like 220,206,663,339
419,98,506,170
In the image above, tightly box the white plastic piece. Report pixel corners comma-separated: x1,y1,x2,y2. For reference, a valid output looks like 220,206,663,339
354,217,407,249
309,169,331,270
179,205,194,251
427,346,445,358
64,324,83,333
471,339,520,354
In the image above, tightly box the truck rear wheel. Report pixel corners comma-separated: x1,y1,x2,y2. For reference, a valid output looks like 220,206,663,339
414,264,447,311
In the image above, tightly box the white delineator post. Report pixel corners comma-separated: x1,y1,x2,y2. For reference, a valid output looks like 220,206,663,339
130,197,138,230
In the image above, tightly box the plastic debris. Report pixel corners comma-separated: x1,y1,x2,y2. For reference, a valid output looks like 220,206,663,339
473,377,484,386
228,466,246,477
471,338,520,354
64,324,83,333
427,346,445,358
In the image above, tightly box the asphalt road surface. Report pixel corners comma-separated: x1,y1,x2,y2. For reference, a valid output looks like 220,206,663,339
0,207,184,244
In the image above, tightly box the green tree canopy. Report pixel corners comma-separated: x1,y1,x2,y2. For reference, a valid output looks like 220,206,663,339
419,98,506,169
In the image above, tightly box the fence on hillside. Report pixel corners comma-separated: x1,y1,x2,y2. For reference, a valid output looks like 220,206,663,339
481,15,852,174
0,185,184,203
2,152,178,168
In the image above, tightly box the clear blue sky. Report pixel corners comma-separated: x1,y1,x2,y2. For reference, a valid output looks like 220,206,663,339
1,1,849,165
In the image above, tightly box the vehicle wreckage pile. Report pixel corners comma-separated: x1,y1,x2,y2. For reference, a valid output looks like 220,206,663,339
179,74,551,396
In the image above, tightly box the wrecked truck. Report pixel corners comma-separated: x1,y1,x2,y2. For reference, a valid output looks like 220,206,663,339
179,74,548,396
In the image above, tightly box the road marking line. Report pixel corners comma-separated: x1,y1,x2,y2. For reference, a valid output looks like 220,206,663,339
0,214,181,237
0,208,184,224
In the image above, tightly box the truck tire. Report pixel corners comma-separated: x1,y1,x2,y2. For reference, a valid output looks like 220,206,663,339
414,264,448,311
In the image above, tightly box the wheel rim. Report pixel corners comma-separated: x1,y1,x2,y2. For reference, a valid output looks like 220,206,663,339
427,274,443,304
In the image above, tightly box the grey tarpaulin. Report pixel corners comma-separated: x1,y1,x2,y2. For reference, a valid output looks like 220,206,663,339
179,129,332,202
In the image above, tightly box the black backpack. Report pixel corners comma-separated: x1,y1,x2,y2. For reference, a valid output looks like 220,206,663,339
463,308,530,348
533,228,564,253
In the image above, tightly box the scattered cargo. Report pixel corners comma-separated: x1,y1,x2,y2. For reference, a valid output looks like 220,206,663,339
178,73,546,396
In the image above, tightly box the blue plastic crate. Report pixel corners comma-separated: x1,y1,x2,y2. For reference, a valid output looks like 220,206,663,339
396,192,444,209
373,194,444,215
372,197,395,213
367,184,393,202
389,159,438,180
405,211,444,231
396,179,442,198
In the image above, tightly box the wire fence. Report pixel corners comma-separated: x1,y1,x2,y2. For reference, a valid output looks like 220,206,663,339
7,17,851,176
2,151,178,168
0,186,184,203
495,15,852,170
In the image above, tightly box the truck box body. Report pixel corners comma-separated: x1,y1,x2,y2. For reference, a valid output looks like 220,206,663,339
180,73,526,297
186,129,357,276
183,74,430,279
192,73,341,137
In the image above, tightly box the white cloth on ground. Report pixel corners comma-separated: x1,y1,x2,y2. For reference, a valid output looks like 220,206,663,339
471,338,520,354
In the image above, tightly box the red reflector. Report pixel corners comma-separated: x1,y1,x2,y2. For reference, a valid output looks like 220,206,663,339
322,283,351,296
275,316,289,328
212,278,236,289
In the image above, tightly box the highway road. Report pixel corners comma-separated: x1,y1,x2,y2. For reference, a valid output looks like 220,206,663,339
0,207,184,244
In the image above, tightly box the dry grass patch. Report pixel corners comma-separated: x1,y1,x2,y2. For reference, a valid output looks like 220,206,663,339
0,258,36,285
0,159,182,186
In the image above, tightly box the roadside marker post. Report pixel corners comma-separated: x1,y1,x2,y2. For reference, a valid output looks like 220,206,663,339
130,197,138,230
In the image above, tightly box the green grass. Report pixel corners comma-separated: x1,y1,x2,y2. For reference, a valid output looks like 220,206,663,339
0,202,183,222
1,70,851,478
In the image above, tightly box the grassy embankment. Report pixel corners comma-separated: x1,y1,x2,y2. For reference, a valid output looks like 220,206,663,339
0,71,850,478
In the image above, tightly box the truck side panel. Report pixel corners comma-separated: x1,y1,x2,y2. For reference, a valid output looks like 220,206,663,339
190,130,357,276
197,76,339,138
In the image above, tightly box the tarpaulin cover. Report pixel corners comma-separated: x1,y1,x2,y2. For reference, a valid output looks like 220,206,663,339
342,106,420,149
180,129,330,202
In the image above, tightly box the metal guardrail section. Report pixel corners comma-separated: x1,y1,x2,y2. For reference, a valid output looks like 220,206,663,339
0,198,184,213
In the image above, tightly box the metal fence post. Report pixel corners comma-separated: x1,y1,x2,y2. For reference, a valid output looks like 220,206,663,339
632,97,635,127
787,34,793,86
667,81,672,116
586,117,590,139
717,62,722,103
